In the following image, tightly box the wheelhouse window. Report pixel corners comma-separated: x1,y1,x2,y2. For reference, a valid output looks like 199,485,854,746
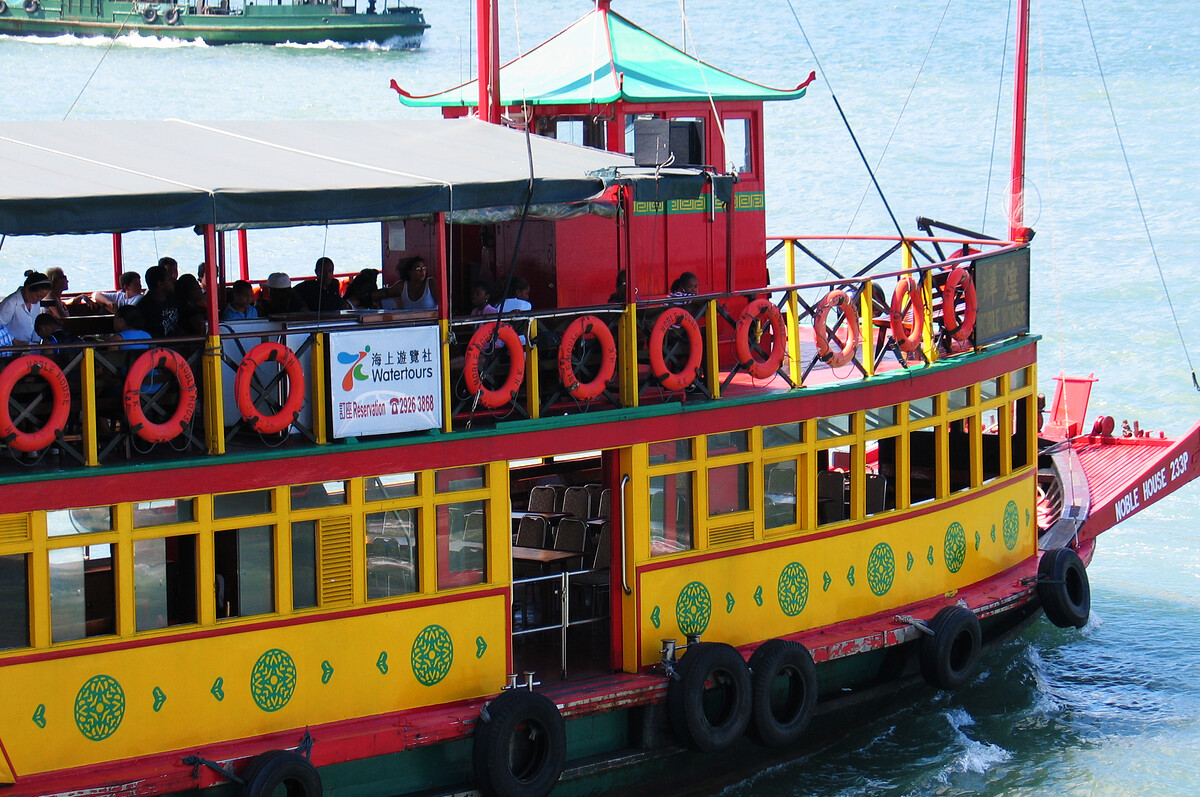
722,117,752,175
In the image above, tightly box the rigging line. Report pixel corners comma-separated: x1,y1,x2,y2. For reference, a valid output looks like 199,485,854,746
1079,0,1198,391
62,7,139,121
981,0,1013,233
783,0,905,244
676,0,728,159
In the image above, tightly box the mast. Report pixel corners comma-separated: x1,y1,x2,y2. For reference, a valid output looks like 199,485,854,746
476,0,502,124
1009,0,1031,242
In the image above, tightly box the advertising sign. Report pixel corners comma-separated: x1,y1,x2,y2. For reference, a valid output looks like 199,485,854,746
329,326,442,438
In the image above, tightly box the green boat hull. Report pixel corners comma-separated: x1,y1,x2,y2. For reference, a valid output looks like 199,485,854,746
0,0,428,46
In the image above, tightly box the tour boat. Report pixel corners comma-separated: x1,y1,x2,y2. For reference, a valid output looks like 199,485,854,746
0,0,427,47
0,1,1195,795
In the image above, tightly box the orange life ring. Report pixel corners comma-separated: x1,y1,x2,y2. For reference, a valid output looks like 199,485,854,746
464,322,525,409
649,307,703,392
0,355,71,453
735,298,786,379
235,341,306,435
889,275,925,353
941,266,977,342
123,348,197,444
557,315,616,401
812,290,861,368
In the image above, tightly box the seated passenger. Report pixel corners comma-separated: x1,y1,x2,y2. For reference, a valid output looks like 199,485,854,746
91,271,144,311
44,267,92,318
496,276,532,314
221,280,260,321
344,269,381,310
608,270,628,304
137,265,180,338
0,271,52,345
33,314,83,355
111,305,152,351
381,256,436,311
257,272,307,316
469,280,498,316
669,271,699,297
295,256,347,313
175,274,207,335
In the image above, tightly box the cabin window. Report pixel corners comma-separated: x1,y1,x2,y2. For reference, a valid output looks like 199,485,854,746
909,428,940,505
367,508,419,598
214,526,274,619
134,535,198,631
50,544,116,642
708,431,749,455
981,407,1003,482
722,117,752,174
865,406,898,431
47,506,112,537
1012,396,1033,470
291,482,347,509
817,414,852,440
764,459,798,530
947,388,973,412
437,501,486,589
981,378,1001,401
366,472,417,501
214,489,273,520
817,445,856,524
436,465,486,493
763,422,802,447
1009,368,1029,390
649,438,693,465
870,437,900,514
948,418,972,493
708,464,749,516
133,498,195,528
291,521,318,609
650,473,694,555
908,396,938,423
0,554,29,650
669,118,705,167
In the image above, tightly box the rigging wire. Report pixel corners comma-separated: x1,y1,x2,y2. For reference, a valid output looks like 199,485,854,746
782,0,906,243
62,7,139,121
981,0,1014,233
1079,0,1199,391
676,0,728,161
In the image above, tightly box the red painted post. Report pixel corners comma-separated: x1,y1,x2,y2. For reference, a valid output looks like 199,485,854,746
238,229,250,281
1009,0,1031,242
204,225,220,334
111,233,123,289
476,0,501,125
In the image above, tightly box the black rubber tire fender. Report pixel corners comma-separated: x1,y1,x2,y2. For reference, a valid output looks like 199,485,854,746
165,6,180,24
0,1,10,15
919,605,982,690
23,0,40,13
1038,546,1091,628
746,638,818,748
472,689,566,797
666,641,752,753
239,750,321,797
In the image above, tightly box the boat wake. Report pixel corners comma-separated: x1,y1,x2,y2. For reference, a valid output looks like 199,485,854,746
273,36,421,51
0,31,208,48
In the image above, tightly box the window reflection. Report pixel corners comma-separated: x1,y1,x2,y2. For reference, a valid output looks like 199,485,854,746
650,473,693,555
214,526,274,619
366,509,419,598
134,536,197,631
50,544,115,642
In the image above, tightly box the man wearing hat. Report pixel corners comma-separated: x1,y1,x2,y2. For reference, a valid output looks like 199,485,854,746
257,273,307,316
0,270,52,345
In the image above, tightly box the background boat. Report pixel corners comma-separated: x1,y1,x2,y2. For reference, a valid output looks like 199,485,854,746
0,0,428,46
0,1,1196,793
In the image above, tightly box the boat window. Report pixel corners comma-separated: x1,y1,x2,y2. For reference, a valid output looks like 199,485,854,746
869,438,899,515
722,117,752,174
366,472,417,501
436,465,486,493
764,460,798,530
981,378,1001,401
763,422,802,448
865,406,897,431
134,535,197,631
213,489,273,520
366,509,419,598
1009,368,1029,390
1012,397,1032,470
624,113,660,155
47,506,112,537
649,438,692,465
50,544,116,642
291,482,347,509
133,498,195,528
707,431,749,456
908,396,937,423
948,388,972,412
650,473,693,555
980,408,1003,482
816,414,852,439
437,501,486,589
555,118,584,146
948,418,972,493
0,554,29,650
214,526,274,619
291,521,318,610
668,118,705,167
708,463,749,516
909,429,939,505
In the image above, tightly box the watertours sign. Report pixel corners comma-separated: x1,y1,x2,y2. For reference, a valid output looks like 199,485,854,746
329,327,442,438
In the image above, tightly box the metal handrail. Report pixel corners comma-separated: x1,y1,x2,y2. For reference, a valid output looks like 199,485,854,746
619,473,631,596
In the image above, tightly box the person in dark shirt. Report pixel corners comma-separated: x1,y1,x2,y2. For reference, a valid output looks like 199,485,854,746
257,273,307,316
33,314,83,355
294,257,347,314
138,264,180,338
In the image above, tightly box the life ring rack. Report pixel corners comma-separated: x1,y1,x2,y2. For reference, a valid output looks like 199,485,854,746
648,307,703,392
557,314,617,401
889,275,925,353
234,341,306,435
0,354,71,454
812,289,861,368
941,265,977,342
123,348,197,445
464,322,526,409
735,297,787,379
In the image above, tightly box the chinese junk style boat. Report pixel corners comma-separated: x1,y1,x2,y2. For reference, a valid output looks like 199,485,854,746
0,0,427,47
0,1,1197,796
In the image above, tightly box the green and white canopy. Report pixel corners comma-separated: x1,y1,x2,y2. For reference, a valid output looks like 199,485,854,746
396,5,810,108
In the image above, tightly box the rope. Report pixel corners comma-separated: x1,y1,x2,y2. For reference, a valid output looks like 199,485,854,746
676,0,728,160
1079,0,1198,391
981,0,1014,232
62,6,140,121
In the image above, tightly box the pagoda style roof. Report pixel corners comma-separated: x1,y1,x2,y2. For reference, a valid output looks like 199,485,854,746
394,4,812,108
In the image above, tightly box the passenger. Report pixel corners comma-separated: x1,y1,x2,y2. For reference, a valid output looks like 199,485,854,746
496,276,532,314
257,272,306,316
381,256,436,311
43,267,91,318
175,273,207,335
294,256,347,313
608,269,628,304
0,321,12,353
111,305,152,351
0,270,52,345
137,265,180,338
221,280,260,321
669,271,699,297
34,314,83,355
158,256,179,285
91,271,144,311
469,280,498,316
343,269,381,310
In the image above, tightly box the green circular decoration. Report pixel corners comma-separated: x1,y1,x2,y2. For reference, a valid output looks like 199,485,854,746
411,625,454,686
74,674,125,741
777,562,810,617
866,543,896,596
250,649,297,713
944,522,967,573
1003,500,1020,551
675,581,712,636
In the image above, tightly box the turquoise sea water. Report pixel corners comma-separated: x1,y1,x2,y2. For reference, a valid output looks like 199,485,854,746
1,1,1198,794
